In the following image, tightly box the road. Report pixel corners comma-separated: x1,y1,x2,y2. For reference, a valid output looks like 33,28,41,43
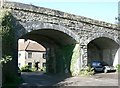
19,71,118,87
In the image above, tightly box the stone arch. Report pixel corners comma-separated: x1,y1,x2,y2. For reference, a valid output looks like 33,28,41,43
17,21,80,43
80,33,120,68
17,21,80,74
86,33,120,46
87,34,120,66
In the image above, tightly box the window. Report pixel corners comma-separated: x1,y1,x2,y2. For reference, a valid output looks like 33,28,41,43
18,63,21,67
28,52,32,58
28,63,32,68
43,53,46,59
18,53,21,58
42,63,46,67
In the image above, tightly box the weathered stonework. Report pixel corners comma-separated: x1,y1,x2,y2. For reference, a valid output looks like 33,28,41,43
2,2,120,75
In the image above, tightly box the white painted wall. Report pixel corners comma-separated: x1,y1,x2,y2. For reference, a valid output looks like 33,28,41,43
18,39,25,43
18,39,46,69
18,51,46,69
25,51,46,68
18,51,26,68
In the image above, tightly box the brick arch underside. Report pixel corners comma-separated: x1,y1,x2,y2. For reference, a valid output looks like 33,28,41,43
87,34,120,66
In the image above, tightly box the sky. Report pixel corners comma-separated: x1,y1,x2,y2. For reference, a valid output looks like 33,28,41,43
8,0,119,24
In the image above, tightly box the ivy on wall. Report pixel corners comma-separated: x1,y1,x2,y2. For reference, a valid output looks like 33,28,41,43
0,55,12,64
61,44,75,74
0,9,15,56
61,44,80,76
0,9,17,85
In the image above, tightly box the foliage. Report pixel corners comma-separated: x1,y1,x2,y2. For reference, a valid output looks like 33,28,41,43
20,65,46,72
0,8,15,56
0,9,21,87
2,75,24,88
20,65,33,72
41,66,46,72
55,44,80,75
0,9,12,35
61,44,75,74
31,67,36,72
79,65,94,76
116,64,120,72
0,55,12,64
20,65,37,72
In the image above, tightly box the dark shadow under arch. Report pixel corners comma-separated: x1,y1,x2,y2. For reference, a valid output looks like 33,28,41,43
18,25,79,74
87,37,119,66
18,21,80,44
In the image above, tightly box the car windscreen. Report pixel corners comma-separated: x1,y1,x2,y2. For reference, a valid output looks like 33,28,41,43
92,62,102,67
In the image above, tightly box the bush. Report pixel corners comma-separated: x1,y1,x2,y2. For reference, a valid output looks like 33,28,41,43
116,64,120,72
0,55,12,64
2,74,24,88
20,65,32,72
40,66,46,72
79,65,94,76
31,67,36,71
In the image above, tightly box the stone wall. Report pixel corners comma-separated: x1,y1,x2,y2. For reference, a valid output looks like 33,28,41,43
87,43,102,64
4,2,118,38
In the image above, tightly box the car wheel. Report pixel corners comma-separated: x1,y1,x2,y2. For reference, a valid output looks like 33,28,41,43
104,69,108,73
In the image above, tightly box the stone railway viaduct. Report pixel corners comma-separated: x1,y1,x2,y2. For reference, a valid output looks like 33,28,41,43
0,1,120,85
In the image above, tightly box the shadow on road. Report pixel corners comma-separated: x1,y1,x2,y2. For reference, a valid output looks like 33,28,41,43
18,71,119,88
19,71,71,87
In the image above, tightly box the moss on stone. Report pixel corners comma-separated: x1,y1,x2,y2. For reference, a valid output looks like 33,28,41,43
59,44,80,76
60,44,74,73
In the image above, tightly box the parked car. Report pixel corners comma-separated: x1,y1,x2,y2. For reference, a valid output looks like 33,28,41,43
91,61,116,73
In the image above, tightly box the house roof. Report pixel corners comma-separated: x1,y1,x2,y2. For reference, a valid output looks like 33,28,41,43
18,39,46,51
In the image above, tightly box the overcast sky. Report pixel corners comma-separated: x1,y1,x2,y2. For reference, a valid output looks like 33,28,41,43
8,0,119,24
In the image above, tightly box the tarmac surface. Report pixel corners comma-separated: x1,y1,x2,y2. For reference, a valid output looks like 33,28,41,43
19,71,119,88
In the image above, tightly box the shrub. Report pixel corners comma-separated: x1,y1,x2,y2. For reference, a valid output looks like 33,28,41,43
116,64,120,72
40,66,46,72
31,67,36,71
20,65,37,72
20,65,32,72
79,65,94,76
2,75,24,88
0,55,12,64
